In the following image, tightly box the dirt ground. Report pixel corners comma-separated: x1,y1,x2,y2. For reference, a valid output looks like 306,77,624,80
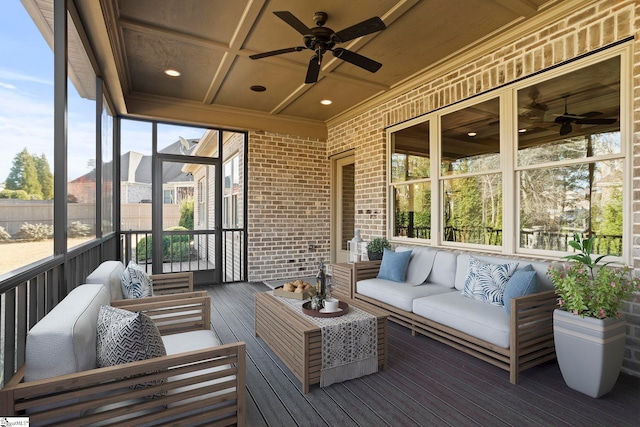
0,238,90,275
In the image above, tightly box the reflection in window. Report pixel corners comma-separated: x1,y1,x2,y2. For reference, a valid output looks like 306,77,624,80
520,160,623,255
443,174,502,245
517,56,622,255
441,98,501,246
394,183,431,239
390,121,430,240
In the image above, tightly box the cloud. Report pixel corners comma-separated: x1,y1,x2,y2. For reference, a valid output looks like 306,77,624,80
0,82,16,90
0,67,53,85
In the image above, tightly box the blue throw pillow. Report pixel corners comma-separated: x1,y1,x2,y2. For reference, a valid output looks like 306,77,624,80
503,266,538,314
377,248,412,282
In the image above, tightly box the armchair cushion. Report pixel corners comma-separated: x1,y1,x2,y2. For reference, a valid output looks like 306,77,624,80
503,266,538,314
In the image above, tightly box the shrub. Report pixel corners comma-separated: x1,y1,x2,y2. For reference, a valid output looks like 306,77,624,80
0,189,30,199
15,223,53,241
179,199,194,230
136,226,191,261
0,226,10,241
68,221,91,238
168,241,191,261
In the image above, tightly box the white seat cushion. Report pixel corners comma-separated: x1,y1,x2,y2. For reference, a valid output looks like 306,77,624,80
357,278,454,311
412,292,510,348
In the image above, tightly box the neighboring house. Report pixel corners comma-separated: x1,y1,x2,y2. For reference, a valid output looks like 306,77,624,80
69,139,196,204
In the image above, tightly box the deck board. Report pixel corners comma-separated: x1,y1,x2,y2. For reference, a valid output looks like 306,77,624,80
202,282,640,427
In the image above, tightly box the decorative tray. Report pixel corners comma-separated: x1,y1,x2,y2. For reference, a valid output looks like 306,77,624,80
302,301,349,318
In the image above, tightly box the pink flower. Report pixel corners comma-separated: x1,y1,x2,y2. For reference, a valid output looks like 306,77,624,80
611,282,616,288
599,308,606,318
573,309,578,315
558,299,564,306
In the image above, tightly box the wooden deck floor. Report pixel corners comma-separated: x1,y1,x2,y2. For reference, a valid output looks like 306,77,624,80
204,282,640,427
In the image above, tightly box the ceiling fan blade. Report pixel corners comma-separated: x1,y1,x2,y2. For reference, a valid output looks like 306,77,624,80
332,17,386,43
249,46,305,60
575,118,617,125
273,11,312,36
333,48,382,73
305,55,321,84
559,122,573,136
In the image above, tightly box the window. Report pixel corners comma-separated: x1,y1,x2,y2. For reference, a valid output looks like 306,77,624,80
390,121,430,239
388,50,627,259
517,56,622,255
223,154,240,229
441,97,502,246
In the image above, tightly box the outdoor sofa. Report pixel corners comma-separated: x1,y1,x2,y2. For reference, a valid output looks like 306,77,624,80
353,246,557,384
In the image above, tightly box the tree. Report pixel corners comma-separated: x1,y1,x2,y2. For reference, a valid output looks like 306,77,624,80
34,154,54,199
6,149,42,198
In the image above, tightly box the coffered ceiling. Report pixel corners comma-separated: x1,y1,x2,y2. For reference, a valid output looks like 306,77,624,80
64,1,586,137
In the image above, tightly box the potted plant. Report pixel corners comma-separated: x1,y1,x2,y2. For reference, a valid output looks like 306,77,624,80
547,233,639,398
366,237,390,261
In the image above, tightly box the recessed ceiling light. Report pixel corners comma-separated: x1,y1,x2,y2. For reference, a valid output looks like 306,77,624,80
518,128,527,133
467,132,477,137
320,99,332,105
164,69,181,77
250,85,267,92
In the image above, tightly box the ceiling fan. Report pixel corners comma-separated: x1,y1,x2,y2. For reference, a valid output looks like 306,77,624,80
554,95,617,136
249,11,386,84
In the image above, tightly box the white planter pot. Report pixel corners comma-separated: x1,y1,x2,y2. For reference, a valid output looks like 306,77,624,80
553,309,626,398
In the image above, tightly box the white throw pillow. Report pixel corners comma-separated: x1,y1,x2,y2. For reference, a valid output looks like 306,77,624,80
121,260,153,299
461,256,518,306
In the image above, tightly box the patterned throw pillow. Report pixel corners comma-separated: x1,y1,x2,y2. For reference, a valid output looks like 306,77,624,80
462,257,518,306
121,260,153,299
96,305,167,393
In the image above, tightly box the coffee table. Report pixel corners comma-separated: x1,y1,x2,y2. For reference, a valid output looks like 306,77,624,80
255,291,388,393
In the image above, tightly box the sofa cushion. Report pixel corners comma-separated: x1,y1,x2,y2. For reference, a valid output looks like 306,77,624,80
503,266,538,315
25,284,110,382
426,251,458,288
121,260,153,299
412,292,511,348
377,248,412,282
396,246,439,285
462,257,518,306
86,260,125,300
358,278,454,311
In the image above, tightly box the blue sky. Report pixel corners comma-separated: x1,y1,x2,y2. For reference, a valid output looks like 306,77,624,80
1,2,207,183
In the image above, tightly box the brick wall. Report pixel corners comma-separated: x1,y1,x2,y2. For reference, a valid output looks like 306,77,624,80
247,131,329,281
327,0,640,376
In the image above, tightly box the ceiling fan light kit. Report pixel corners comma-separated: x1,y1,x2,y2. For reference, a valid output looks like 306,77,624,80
249,11,386,84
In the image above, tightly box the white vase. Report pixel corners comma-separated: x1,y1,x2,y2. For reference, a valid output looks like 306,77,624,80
553,309,626,398
349,229,362,263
